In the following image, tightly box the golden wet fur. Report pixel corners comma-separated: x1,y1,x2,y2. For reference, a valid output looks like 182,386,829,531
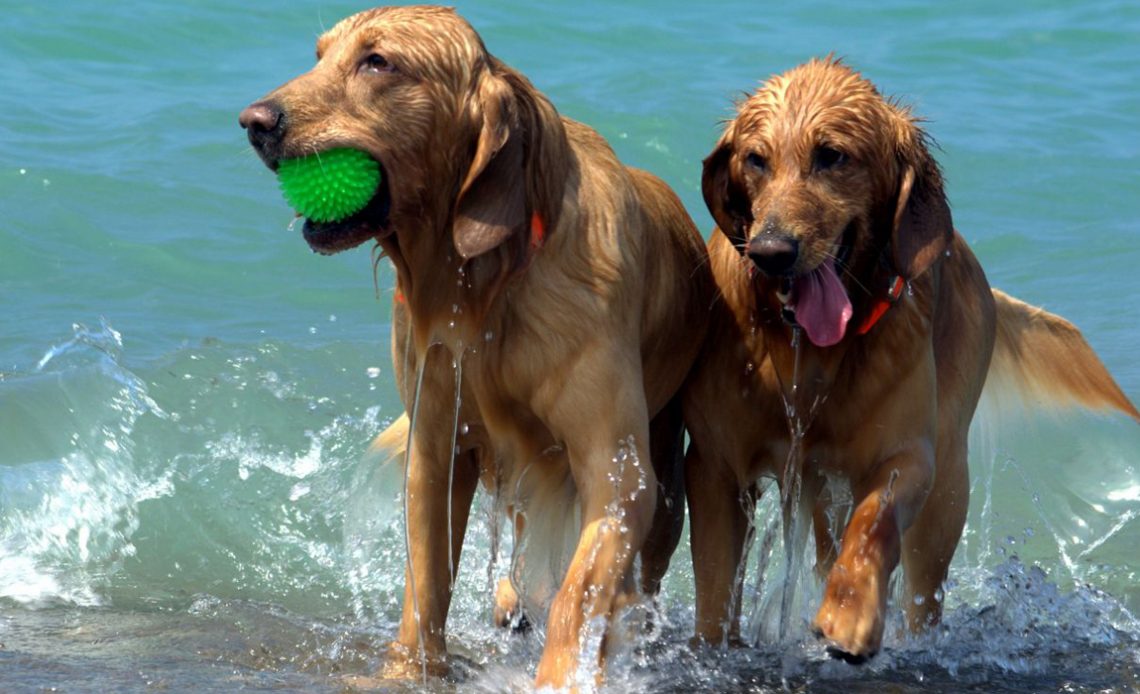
241,6,711,688
685,57,1139,660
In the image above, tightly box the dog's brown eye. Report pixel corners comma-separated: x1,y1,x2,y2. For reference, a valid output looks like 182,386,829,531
361,53,395,74
814,146,847,171
745,152,767,173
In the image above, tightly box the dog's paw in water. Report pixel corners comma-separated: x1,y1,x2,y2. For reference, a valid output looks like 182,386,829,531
492,577,531,633
376,641,450,682
811,560,887,663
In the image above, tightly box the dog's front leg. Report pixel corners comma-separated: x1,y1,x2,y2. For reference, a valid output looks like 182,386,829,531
812,442,934,661
534,379,656,689
386,427,480,679
685,442,752,646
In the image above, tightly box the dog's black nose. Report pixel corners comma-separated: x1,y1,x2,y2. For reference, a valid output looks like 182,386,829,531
747,235,799,276
239,100,286,152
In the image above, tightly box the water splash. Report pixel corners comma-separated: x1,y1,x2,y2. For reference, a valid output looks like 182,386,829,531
891,556,1140,681
573,613,608,691
1,319,171,607
772,326,826,642
743,492,783,644
446,354,463,591
4,321,1137,691
608,434,649,518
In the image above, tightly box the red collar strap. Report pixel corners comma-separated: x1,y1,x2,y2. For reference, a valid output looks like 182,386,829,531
393,212,545,304
528,211,546,253
855,275,905,335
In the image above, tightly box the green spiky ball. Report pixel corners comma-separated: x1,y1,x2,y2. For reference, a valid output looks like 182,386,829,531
277,148,381,223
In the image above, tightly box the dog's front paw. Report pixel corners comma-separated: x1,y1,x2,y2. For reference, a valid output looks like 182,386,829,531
378,640,449,682
811,562,887,662
492,577,532,633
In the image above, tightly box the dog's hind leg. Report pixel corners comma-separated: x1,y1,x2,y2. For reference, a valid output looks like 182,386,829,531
492,509,530,632
639,395,686,596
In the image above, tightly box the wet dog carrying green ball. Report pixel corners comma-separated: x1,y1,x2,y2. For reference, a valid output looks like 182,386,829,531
277,148,381,223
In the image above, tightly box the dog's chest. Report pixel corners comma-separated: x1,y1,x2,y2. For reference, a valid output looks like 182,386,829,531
744,338,920,477
444,331,563,449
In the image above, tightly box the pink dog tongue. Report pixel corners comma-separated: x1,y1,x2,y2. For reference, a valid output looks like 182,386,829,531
789,260,853,347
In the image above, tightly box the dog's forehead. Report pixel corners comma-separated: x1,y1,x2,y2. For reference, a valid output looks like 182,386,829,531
736,59,897,153
316,6,488,74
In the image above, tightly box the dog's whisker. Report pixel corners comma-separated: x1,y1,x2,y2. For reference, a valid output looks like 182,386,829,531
231,147,270,168
821,248,872,297
689,252,714,277
839,267,872,298
707,285,726,311
371,241,390,300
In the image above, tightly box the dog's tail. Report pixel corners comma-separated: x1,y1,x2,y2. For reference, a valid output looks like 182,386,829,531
370,412,411,464
987,289,1139,422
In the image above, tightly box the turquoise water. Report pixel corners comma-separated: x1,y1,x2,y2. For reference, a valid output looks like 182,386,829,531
2,1,1139,691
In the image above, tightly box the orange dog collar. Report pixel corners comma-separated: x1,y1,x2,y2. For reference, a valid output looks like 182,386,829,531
529,211,546,253
856,275,905,335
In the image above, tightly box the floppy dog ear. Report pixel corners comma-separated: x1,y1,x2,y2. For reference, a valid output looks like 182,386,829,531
890,139,953,280
453,73,527,260
701,123,750,241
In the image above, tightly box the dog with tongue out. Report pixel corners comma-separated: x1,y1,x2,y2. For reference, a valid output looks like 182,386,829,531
679,57,1139,665
747,232,855,347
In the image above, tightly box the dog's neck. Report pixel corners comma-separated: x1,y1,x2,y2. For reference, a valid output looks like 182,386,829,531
757,292,847,414
750,257,908,408
750,261,935,424
380,178,563,356
379,77,570,356
378,223,517,352
383,85,574,357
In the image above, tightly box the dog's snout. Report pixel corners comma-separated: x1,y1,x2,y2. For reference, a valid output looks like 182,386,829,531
747,234,800,276
240,100,286,152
